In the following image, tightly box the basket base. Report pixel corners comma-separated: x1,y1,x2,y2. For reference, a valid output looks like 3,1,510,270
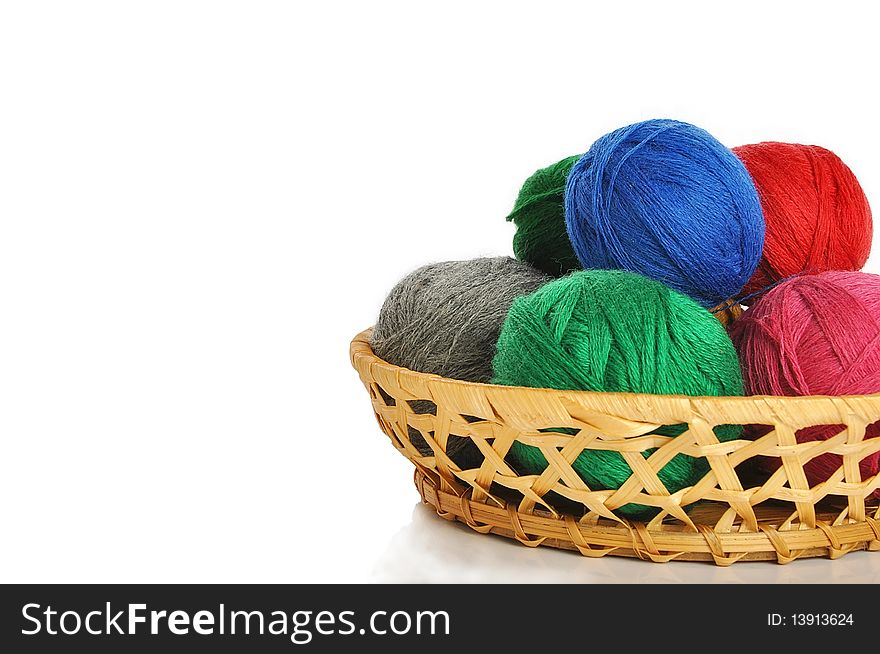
415,470,880,565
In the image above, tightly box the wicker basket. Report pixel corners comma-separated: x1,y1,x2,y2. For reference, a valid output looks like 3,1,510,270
350,329,880,565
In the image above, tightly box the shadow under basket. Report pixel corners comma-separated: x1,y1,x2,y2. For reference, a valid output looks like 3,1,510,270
350,329,880,565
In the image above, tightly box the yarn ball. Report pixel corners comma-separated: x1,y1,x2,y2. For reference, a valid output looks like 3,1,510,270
371,257,550,461
564,119,765,307
733,142,873,297
491,269,744,518
507,155,582,277
731,271,880,497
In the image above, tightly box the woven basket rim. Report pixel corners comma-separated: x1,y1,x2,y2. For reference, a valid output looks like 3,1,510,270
353,327,880,406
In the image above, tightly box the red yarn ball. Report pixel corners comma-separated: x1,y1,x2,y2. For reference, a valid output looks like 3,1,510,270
731,271,880,498
733,142,872,297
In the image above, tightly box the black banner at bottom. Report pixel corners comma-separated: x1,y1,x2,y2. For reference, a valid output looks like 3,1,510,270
0,583,873,651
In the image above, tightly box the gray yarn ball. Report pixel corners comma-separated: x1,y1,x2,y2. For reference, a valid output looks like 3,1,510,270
371,257,550,382
371,257,550,464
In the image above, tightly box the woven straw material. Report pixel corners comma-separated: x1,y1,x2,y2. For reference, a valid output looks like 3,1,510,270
711,300,744,328
351,329,880,565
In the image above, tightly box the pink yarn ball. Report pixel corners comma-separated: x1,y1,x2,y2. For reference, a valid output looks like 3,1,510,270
731,271,880,498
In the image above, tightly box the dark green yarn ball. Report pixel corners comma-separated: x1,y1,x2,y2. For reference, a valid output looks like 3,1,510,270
491,270,744,518
507,155,582,277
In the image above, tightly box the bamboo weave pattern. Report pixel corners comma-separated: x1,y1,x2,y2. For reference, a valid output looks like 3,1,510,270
351,329,880,565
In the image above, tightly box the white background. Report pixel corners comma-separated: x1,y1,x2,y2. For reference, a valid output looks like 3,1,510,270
2,1,879,583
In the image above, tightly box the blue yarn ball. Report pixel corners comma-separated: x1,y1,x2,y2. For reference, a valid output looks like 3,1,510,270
564,119,765,307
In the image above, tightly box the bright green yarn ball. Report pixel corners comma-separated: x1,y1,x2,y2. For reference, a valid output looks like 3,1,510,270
507,155,582,277
491,270,744,518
